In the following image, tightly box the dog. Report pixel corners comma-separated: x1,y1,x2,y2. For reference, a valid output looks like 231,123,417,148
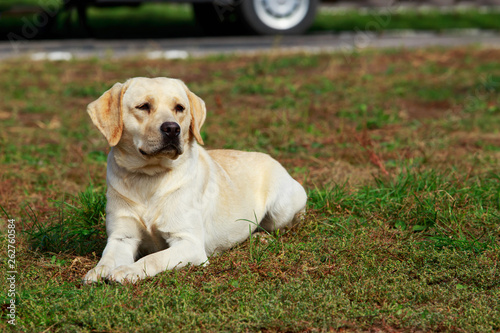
83,77,307,284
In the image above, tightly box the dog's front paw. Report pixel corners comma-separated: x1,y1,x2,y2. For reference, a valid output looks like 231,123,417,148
83,265,113,284
107,265,146,284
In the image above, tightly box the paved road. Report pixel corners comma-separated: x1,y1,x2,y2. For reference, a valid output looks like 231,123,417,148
1,31,500,60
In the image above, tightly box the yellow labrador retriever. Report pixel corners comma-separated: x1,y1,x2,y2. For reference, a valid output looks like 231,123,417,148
83,77,307,284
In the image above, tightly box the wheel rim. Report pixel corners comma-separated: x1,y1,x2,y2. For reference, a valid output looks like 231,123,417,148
253,0,310,31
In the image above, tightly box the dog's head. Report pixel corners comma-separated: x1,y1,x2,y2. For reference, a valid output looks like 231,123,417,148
87,77,206,171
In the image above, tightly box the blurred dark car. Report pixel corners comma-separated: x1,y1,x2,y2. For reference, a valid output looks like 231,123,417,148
83,0,319,35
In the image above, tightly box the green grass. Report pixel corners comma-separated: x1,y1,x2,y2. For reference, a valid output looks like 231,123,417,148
313,7,500,32
1,47,500,331
24,185,107,255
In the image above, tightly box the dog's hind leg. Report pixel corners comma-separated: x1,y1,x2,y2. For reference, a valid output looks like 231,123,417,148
259,175,307,233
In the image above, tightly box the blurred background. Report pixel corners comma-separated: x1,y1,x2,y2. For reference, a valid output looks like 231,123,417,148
1,0,500,39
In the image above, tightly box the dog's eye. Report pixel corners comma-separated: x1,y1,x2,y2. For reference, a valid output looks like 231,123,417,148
136,103,150,112
174,104,185,113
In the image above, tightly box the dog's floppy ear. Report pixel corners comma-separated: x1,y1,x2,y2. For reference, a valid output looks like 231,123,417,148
87,82,127,147
180,81,206,145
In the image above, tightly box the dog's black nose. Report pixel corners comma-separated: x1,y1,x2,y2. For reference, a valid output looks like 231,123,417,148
160,122,180,139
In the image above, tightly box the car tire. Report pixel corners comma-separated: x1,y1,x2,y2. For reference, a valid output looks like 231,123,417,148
236,0,318,35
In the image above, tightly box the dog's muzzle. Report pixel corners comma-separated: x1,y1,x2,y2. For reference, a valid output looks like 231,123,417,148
138,122,183,158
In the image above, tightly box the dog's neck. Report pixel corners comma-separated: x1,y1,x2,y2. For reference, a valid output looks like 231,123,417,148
106,141,200,203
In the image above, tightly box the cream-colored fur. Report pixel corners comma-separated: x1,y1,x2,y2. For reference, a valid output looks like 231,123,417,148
83,77,307,284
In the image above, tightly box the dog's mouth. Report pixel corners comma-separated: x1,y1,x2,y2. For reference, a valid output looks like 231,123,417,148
139,144,183,158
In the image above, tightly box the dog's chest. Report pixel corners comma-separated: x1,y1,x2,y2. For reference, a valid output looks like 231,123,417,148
109,162,202,234
127,185,187,231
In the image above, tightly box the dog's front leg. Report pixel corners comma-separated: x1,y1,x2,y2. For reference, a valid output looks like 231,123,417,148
83,216,142,284
107,235,208,284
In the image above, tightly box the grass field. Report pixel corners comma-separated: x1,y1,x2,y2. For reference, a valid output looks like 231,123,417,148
1,1,500,39
1,47,500,331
